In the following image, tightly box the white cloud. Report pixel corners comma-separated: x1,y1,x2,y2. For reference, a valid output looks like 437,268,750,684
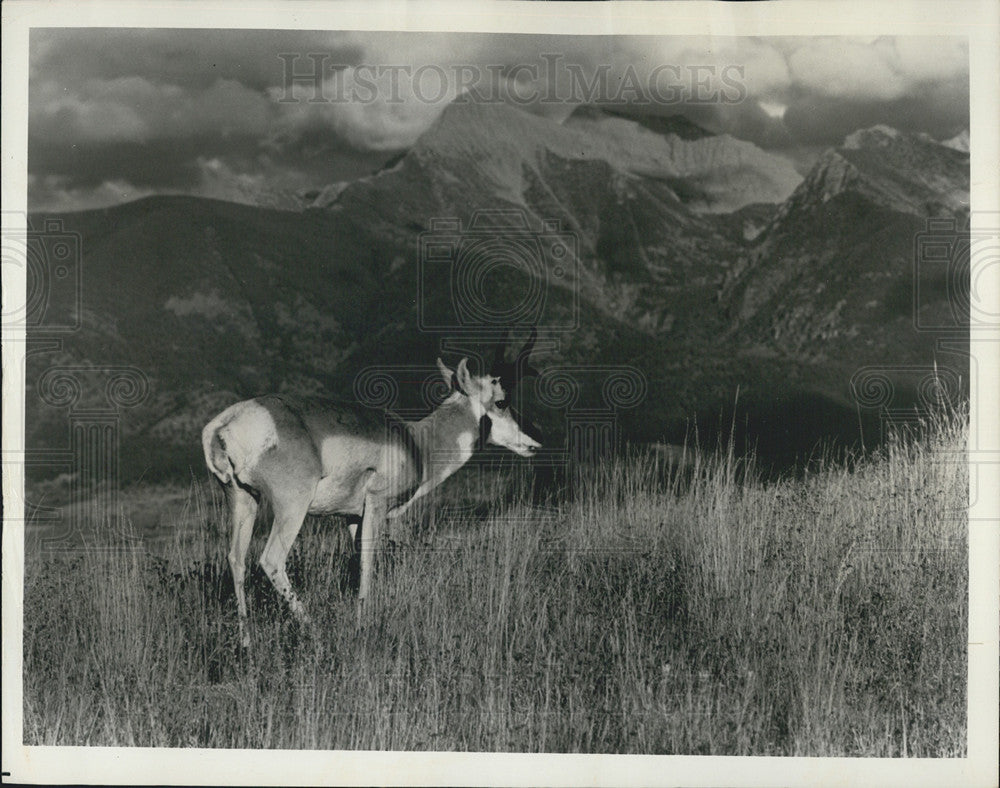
192,155,314,205
31,79,151,143
758,100,787,119
644,37,792,99
267,64,462,152
878,37,968,84
28,31,969,212
788,36,968,101
789,39,905,100
28,173,157,211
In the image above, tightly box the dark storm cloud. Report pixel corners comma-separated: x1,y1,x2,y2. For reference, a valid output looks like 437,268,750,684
783,79,970,148
30,135,261,191
32,29,364,92
28,30,970,211
29,29,393,209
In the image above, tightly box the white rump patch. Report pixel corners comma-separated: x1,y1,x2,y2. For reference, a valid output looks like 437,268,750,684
214,400,279,480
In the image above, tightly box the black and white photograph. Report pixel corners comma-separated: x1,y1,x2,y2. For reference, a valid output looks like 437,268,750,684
2,1,998,785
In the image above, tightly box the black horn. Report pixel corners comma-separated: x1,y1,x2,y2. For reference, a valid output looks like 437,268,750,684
489,326,540,389
514,325,539,379
492,327,511,373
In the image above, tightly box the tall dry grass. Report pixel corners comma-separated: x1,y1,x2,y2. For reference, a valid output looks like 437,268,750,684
23,409,967,754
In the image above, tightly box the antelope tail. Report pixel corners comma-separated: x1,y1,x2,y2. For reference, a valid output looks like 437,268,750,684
202,416,234,484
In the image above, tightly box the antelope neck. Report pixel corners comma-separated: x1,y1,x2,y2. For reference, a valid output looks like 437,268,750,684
405,393,481,484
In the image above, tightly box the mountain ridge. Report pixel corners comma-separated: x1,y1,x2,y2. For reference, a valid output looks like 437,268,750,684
25,108,969,487
720,124,969,376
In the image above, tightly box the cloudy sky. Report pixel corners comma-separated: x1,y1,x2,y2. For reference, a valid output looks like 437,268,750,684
29,30,969,211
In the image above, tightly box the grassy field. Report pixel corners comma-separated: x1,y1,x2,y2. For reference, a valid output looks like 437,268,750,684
22,410,967,755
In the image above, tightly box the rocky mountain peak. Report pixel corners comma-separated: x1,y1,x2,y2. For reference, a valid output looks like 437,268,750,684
942,129,970,152
768,124,969,227
842,124,903,150
403,99,803,214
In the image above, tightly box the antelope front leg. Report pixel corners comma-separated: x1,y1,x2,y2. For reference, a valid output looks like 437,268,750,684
386,480,436,520
358,494,386,609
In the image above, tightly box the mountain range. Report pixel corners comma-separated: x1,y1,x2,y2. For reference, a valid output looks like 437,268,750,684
25,100,970,488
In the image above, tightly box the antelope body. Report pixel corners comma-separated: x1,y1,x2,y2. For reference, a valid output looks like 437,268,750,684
202,352,539,644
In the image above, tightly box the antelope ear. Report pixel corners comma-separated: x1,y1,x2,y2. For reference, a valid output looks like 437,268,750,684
436,357,455,388
455,357,476,396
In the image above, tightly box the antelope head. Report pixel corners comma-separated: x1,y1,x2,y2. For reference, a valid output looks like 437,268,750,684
481,401,541,457
436,355,540,457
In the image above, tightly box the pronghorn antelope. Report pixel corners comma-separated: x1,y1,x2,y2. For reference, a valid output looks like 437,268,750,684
202,343,540,644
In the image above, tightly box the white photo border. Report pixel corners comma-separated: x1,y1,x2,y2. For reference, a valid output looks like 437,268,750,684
3,1,997,785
